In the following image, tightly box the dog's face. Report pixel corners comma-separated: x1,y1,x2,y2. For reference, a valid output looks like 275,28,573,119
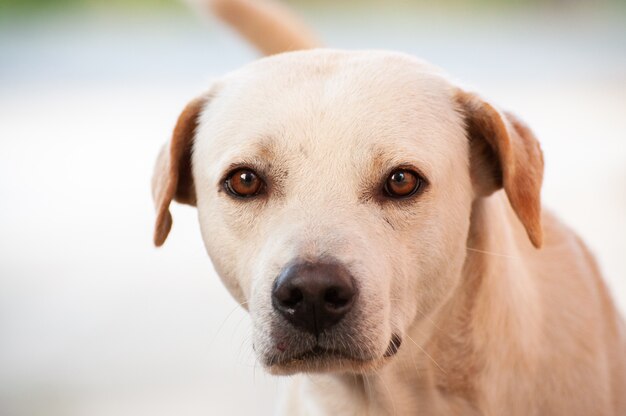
152,50,543,374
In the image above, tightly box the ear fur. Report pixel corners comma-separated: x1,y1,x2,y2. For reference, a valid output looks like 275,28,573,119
455,90,544,248
152,95,209,247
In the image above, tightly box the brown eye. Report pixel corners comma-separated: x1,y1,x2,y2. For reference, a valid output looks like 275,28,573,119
225,168,264,198
384,169,422,198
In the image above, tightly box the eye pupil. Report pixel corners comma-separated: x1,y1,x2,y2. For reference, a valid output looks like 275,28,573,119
391,172,405,183
240,172,254,185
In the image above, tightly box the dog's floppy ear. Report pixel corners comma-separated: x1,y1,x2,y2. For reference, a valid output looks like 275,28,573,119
152,94,209,247
455,90,544,248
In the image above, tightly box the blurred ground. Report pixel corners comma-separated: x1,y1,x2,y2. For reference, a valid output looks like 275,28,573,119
0,3,625,415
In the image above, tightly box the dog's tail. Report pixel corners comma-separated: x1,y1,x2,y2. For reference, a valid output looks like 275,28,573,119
205,0,321,55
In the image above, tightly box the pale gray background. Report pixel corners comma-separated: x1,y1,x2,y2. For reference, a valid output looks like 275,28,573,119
1,2,625,415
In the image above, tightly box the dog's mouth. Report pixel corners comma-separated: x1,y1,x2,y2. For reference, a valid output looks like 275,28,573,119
267,334,402,374
383,333,402,357
289,345,365,362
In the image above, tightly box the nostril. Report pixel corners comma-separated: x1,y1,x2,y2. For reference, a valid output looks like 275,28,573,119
324,286,351,309
281,288,303,308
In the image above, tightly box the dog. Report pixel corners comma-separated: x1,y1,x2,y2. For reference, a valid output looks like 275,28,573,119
152,0,626,414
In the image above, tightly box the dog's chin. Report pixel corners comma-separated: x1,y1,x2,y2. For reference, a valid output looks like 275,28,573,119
265,335,403,375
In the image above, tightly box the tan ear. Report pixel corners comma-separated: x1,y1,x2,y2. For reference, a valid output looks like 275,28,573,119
152,95,209,247
455,90,544,248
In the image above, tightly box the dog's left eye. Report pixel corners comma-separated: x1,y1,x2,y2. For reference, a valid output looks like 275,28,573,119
384,169,423,198
224,168,264,198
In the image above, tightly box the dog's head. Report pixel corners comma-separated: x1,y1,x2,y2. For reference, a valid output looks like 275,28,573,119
152,50,543,374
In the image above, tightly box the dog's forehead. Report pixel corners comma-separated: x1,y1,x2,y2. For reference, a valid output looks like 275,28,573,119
196,50,465,177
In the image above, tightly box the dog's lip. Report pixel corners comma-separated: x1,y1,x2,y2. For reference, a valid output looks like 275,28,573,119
383,333,402,358
272,345,366,366
269,334,402,368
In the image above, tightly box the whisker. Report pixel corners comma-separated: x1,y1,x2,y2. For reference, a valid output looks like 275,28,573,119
230,314,249,354
209,301,249,347
405,333,447,375
372,365,397,416
466,246,520,260
410,302,446,335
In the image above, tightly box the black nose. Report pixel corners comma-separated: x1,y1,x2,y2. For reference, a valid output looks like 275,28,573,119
272,262,357,336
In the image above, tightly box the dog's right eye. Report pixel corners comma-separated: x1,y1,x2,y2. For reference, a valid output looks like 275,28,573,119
224,168,265,198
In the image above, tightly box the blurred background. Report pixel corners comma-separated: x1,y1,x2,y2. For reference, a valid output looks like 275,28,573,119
0,0,624,415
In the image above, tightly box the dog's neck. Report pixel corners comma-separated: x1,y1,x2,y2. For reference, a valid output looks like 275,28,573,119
283,192,542,415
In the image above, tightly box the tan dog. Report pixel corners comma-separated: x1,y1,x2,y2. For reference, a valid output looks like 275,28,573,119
152,0,626,414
